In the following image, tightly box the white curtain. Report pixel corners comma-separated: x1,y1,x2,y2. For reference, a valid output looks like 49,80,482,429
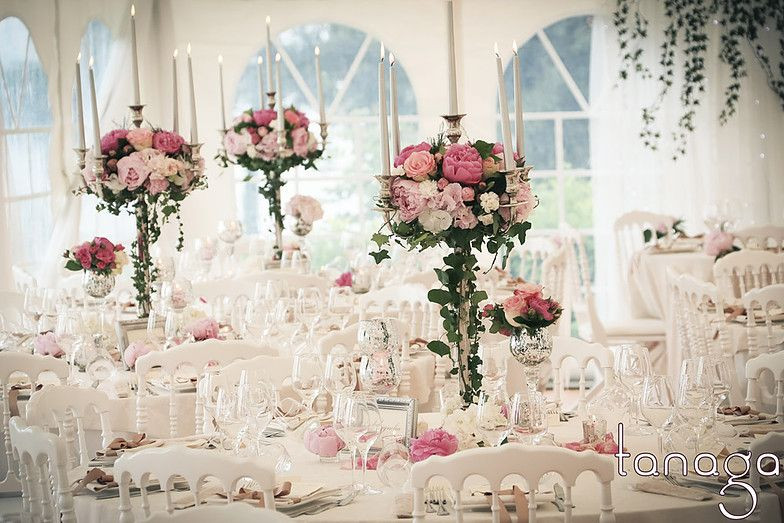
590,3,784,318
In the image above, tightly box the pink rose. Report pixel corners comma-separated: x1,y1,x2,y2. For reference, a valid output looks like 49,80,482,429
442,144,483,185
394,141,431,168
124,341,154,368
410,428,459,463
284,109,309,128
704,230,735,257
241,112,253,123
482,157,500,175
224,130,251,156
436,178,449,190
291,127,310,157
258,132,279,161
146,174,170,195
335,272,352,287
402,151,436,181
528,296,555,321
34,333,64,358
116,152,151,190
253,109,277,127
503,294,528,326
391,178,428,222
461,187,475,201
152,131,185,154
126,128,154,151
100,129,128,155
187,317,220,341
73,243,93,269
248,127,261,145
492,142,504,155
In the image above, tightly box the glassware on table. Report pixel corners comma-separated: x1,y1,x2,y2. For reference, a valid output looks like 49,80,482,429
376,434,411,489
696,355,736,437
54,309,84,357
333,392,359,490
193,237,218,278
676,358,714,454
476,392,512,447
359,350,400,395
23,286,44,332
323,350,357,401
197,367,220,436
509,391,548,444
291,352,323,415
641,374,676,456
478,342,507,394
614,344,653,435
585,370,632,435
214,385,243,451
350,267,372,294
295,287,322,327
343,393,382,495
328,287,355,327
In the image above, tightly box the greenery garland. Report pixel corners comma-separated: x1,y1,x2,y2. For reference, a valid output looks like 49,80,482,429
614,0,784,159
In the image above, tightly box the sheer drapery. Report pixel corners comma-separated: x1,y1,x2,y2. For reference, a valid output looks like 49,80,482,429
589,6,784,318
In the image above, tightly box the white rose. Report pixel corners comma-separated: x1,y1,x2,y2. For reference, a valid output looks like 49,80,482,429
478,214,494,225
418,209,452,234
104,177,125,194
419,180,438,198
392,166,405,176
479,192,500,213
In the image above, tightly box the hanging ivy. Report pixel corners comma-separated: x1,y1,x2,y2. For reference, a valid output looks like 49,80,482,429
614,0,784,159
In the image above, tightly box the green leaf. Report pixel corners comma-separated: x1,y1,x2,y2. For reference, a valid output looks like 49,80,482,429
428,289,452,306
427,340,451,357
643,229,652,243
369,250,391,264
64,260,82,271
371,233,390,248
473,140,494,159
471,290,488,305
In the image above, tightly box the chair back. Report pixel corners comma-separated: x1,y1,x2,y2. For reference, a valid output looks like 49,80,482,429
563,231,608,345
25,385,116,468
713,251,784,302
550,336,614,415
734,225,784,252
745,351,784,423
741,284,784,357
410,443,615,523
613,211,675,286
116,446,277,523
668,271,730,360
9,416,75,523
747,431,784,522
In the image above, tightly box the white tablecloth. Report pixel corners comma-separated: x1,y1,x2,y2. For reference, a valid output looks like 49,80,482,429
69,414,781,523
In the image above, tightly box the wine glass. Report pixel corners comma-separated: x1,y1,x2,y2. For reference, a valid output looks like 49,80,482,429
677,359,714,454
323,350,357,402
197,367,220,436
343,393,382,495
23,286,44,332
641,375,676,457
237,370,274,438
696,355,735,436
509,391,548,444
615,344,653,435
54,309,83,358
333,392,358,489
476,392,511,447
478,342,507,394
214,385,243,451
328,287,355,327
295,287,322,339
291,352,322,415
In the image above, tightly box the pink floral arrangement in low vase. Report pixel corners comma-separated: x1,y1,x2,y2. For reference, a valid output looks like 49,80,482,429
703,229,739,260
63,237,129,276
483,283,563,336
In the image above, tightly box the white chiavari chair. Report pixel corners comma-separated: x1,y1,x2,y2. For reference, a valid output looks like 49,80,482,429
550,336,614,416
734,225,784,252
668,271,731,359
0,290,24,327
116,446,278,523
741,284,784,357
140,503,291,522
613,211,675,286
506,236,557,288
25,385,117,469
713,250,784,302
747,432,784,522
135,340,273,438
410,443,616,523
9,416,75,523
745,351,784,423
0,353,68,494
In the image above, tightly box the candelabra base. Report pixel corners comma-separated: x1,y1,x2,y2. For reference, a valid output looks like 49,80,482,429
440,113,466,144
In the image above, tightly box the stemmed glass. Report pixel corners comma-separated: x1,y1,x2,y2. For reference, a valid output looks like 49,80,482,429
214,385,243,451
295,288,322,341
342,393,382,495
328,287,355,327
478,343,507,394
323,350,357,404
641,375,676,457
291,352,323,415
615,344,653,435
677,359,714,455
23,287,44,332
509,391,548,444
476,392,512,447
696,355,735,436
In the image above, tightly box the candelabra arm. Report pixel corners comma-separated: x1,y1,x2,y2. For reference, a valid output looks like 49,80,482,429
440,113,466,144
319,121,328,149
265,91,277,111
128,104,145,128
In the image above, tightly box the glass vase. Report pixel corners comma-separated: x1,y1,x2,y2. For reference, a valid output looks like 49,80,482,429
509,328,553,397
82,272,115,299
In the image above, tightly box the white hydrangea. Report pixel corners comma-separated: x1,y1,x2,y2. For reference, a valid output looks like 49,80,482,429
478,214,494,225
418,209,452,234
479,192,500,213
418,180,438,198
441,404,482,450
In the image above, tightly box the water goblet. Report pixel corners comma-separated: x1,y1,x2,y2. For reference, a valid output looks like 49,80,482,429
615,344,653,435
291,352,323,415
476,392,511,447
641,374,676,457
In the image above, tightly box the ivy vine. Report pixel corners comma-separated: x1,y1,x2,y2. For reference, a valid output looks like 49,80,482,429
614,0,784,159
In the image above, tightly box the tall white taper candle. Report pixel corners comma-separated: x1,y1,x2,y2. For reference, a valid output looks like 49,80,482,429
218,55,226,130
265,16,274,93
276,53,284,136
256,55,264,107
172,49,179,133
378,44,390,175
445,0,458,114
494,43,515,170
75,53,86,149
88,56,101,155
512,41,525,158
130,4,140,105
389,52,400,158
315,46,326,124
187,43,198,143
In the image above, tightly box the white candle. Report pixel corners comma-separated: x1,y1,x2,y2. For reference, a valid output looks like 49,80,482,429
389,52,400,157
315,46,326,124
512,41,525,158
172,49,179,133
378,44,390,175
187,43,198,143
276,53,284,135
88,56,101,155
494,43,514,170
218,54,226,130
256,55,264,107
445,0,458,114
265,16,274,94
75,53,86,150
130,4,140,105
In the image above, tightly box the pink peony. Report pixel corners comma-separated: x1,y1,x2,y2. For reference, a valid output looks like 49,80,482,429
394,141,431,168
124,341,154,368
291,127,310,157
410,428,459,463
284,109,309,128
253,109,277,127
224,129,251,156
287,195,323,223
100,129,129,155
187,317,220,341
258,132,279,161
116,152,151,190
335,272,352,287
152,131,185,154
391,178,428,222
34,333,64,358
442,144,483,185
430,182,464,214
704,230,735,257
403,151,436,181
126,128,154,151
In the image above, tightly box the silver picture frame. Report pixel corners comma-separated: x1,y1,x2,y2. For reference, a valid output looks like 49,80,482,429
115,317,161,352
376,396,418,442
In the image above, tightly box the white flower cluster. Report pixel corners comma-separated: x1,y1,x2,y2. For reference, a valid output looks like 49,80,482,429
441,404,482,450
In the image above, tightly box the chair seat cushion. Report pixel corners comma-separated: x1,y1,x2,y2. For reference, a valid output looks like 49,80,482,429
605,318,665,337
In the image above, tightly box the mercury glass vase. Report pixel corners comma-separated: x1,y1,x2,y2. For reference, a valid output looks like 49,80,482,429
357,318,399,355
291,217,313,237
82,271,115,299
509,328,553,396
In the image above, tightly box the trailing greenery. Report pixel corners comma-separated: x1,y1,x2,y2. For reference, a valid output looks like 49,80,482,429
614,0,784,159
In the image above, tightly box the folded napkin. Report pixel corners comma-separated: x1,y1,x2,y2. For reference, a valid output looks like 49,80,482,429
720,405,760,416
737,423,783,436
72,468,118,493
632,479,713,501
172,481,327,511
215,481,292,507
486,486,529,523
96,433,158,457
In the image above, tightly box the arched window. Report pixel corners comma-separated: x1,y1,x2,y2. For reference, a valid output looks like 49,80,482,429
0,17,52,273
233,23,418,268
501,15,594,271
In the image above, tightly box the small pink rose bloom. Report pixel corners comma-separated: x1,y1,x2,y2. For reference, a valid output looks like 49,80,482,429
703,230,735,257
461,187,475,201
436,178,449,190
34,332,64,358
100,129,129,155
403,151,436,181
335,271,352,287
187,317,220,341
291,127,310,157
503,294,528,326
126,128,154,151
124,341,154,368
116,152,151,190
253,109,277,127
410,428,459,463
152,131,185,154
146,174,170,195
248,127,262,145
442,144,483,185
284,109,309,128
528,295,555,321
394,141,431,168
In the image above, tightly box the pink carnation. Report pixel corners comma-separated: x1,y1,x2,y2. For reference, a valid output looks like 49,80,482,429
704,230,735,257
335,272,352,287
187,317,220,341
116,152,151,190
126,128,154,151
34,333,64,358
410,428,459,463
100,129,128,155
124,341,154,368
253,109,277,128
442,144,483,185
152,131,185,154
394,141,431,168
